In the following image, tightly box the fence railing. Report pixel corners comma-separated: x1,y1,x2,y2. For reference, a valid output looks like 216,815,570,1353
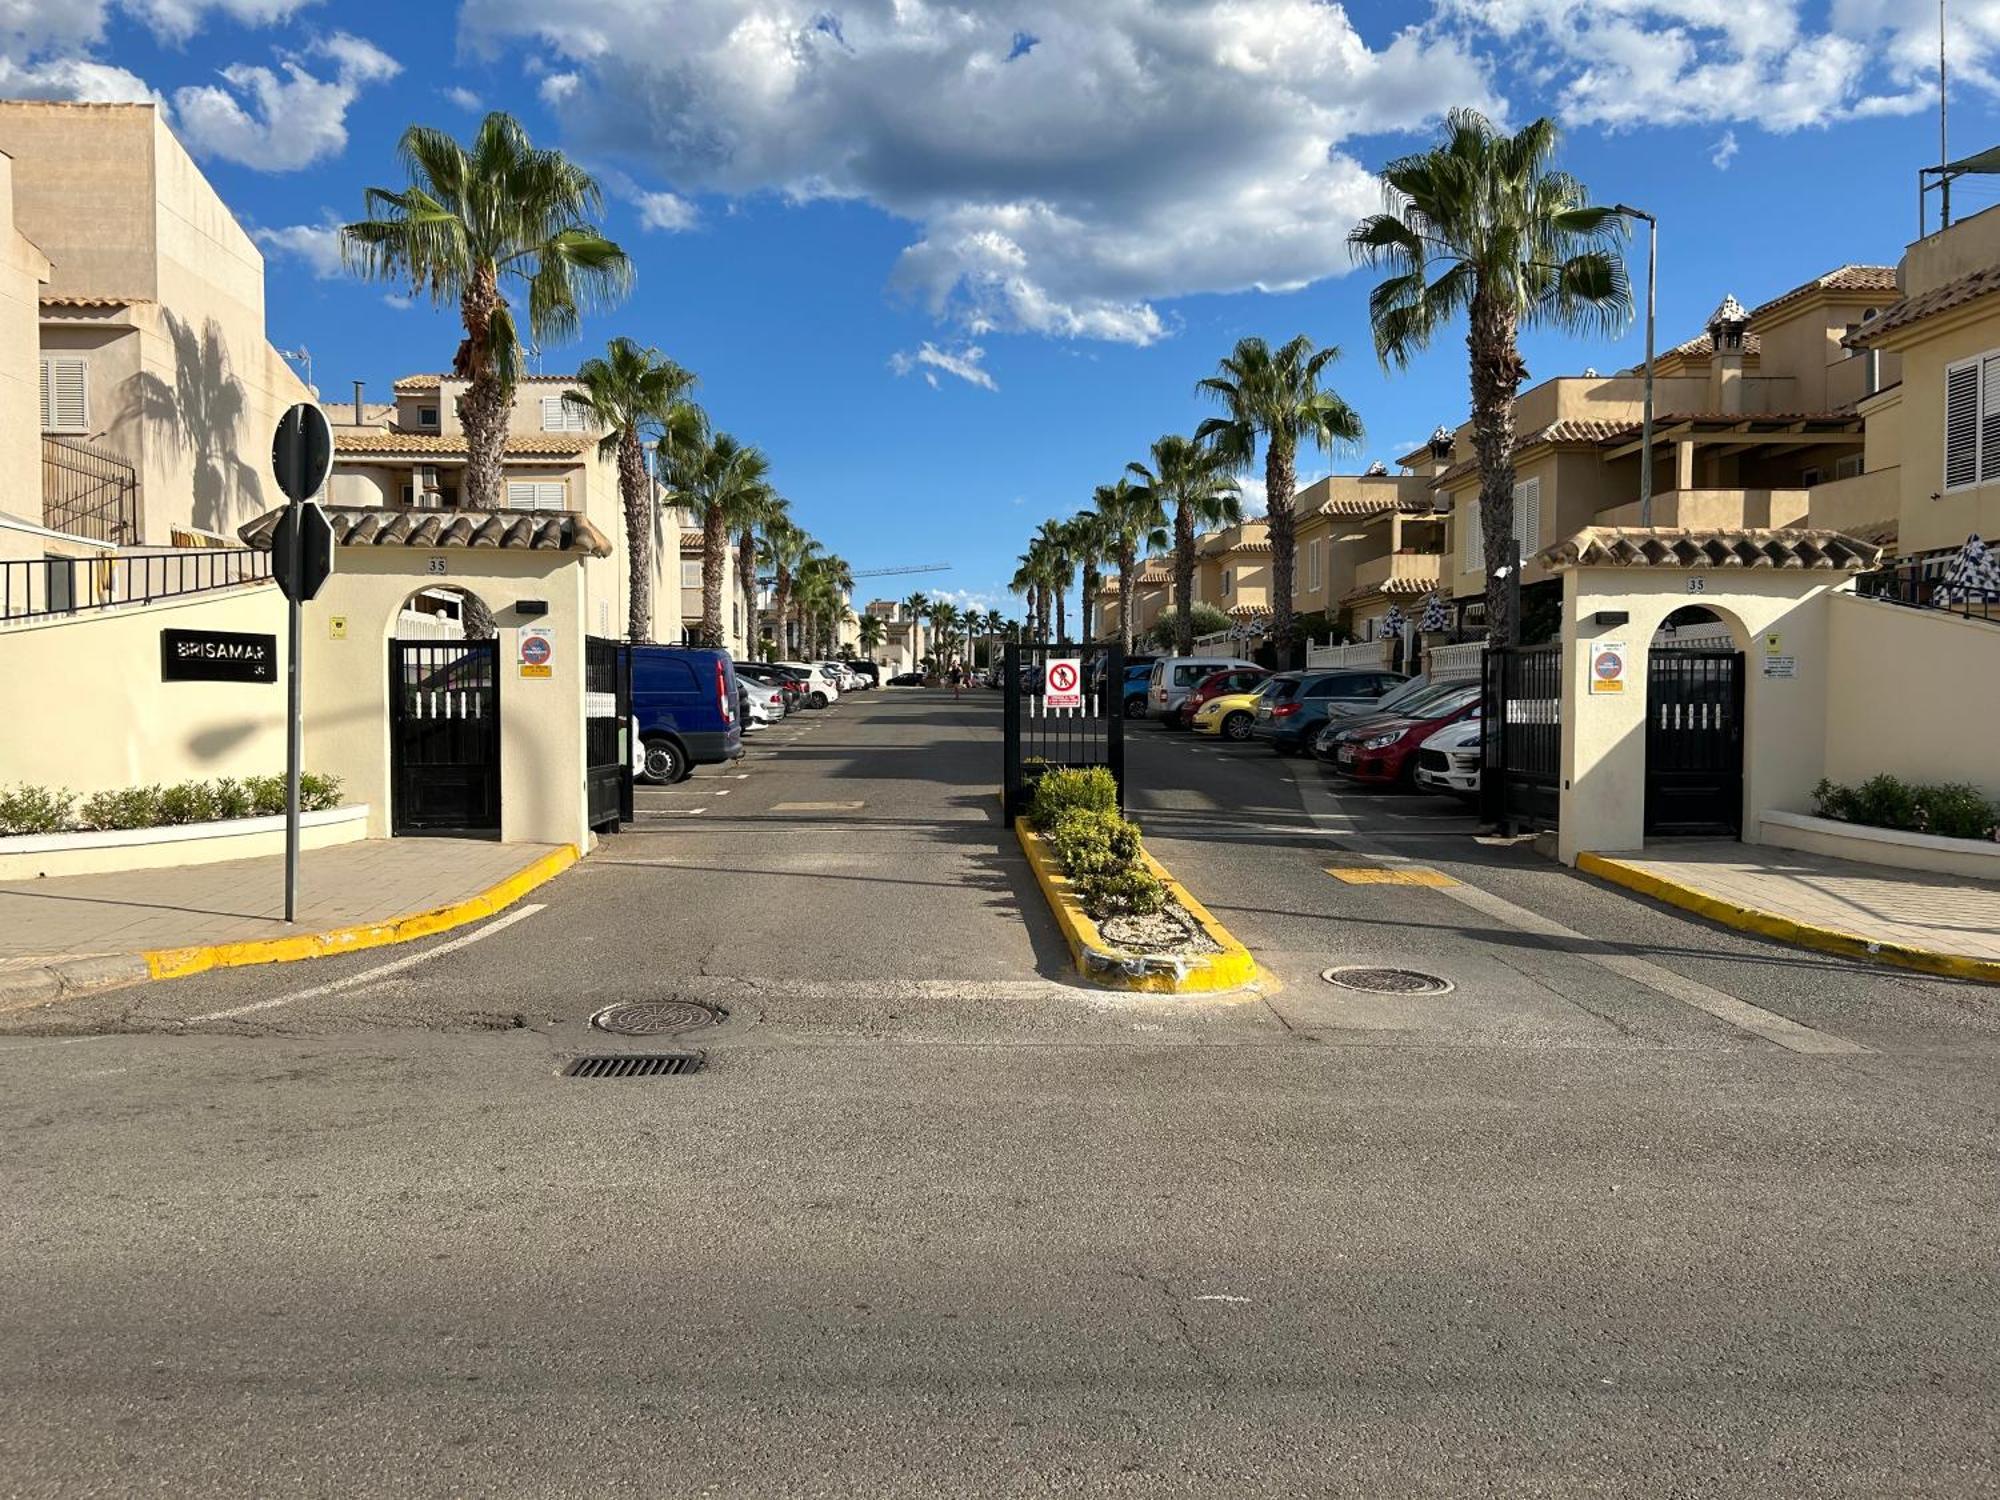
1306,638,1392,670
1855,553,1998,625
41,434,141,545
1,548,272,624
1426,639,1486,681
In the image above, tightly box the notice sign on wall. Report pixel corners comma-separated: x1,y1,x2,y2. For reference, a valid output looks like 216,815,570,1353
160,628,277,684
1044,657,1083,710
1589,639,1627,695
518,626,554,679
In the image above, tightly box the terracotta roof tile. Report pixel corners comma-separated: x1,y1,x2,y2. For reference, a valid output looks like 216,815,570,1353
334,429,596,457
1747,265,1898,323
1539,526,1883,572
392,372,582,391
1664,328,1763,360
239,505,612,557
1431,419,1635,487
679,530,705,551
1847,264,2000,345
40,293,145,309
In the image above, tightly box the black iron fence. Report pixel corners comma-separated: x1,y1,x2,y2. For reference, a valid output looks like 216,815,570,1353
1856,551,1999,624
1,547,271,623
1481,642,1561,833
585,635,633,832
41,434,140,544
1002,640,1124,826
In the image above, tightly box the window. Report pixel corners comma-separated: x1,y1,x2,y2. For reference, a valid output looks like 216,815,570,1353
1943,350,2000,492
680,559,702,589
417,406,439,428
540,395,588,432
1220,569,1233,596
1834,453,1864,481
1458,497,1480,573
1307,539,1322,593
1510,476,1542,560
505,480,566,511
1800,466,1825,487
39,355,88,432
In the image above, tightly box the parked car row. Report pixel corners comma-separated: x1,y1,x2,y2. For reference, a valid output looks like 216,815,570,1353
629,645,880,785
1133,654,1484,802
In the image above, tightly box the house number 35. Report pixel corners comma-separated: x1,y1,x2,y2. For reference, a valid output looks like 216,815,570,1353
1686,576,1705,593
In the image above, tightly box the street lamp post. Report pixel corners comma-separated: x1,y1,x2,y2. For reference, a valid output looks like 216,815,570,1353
1613,204,1658,528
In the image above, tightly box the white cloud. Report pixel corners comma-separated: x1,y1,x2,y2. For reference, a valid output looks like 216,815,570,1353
382,292,414,310
442,84,482,110
251,217,345,277
172,30,399,171
1710,129,1739,170
890,341,999,392
126,0,324,45
0,54,158,103
458,0,1496,344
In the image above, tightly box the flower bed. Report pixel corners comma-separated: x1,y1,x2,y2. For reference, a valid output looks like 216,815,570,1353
1811,775,1998,844
0,774,345,837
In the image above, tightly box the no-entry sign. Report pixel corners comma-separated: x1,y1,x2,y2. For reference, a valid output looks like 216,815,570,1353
1045,656,1083,710
519,626,555,679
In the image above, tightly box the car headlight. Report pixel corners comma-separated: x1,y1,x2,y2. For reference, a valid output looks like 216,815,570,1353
1360,731,1402,750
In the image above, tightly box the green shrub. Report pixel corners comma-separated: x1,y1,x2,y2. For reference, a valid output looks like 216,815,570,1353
0,784,76,836
1027,766,1119,828
244,774,287,817
299,772,344,812
1813,775,1998,842
155,781,219,826
80,785,163,831
1080,868,1168,917
211,777,252,820
1045,807,1140,879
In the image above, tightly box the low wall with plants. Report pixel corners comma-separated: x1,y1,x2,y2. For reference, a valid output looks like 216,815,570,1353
1,774,345,836
1810,776,1998,844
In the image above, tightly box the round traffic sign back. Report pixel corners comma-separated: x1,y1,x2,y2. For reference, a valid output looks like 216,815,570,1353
522,635,552,666
1048,661,1078,692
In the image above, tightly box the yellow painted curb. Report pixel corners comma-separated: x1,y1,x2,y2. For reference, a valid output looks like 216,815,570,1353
1577,851,2000,987
1014,821,1260,994
142,844,580,982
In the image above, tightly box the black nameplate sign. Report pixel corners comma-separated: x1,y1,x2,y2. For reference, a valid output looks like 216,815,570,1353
160,628,278,684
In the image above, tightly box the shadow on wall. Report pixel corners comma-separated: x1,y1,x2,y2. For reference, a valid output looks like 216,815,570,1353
120,311,266,534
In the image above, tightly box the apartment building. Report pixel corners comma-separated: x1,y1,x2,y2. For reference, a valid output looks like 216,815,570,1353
0,102,312,566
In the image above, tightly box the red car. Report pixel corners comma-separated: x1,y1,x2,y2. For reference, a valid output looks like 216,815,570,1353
1326,683,1481,786
1177,666,1269,728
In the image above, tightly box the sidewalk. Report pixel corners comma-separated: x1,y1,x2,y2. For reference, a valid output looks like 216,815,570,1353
1579,841,2000,983
0,839,572,1007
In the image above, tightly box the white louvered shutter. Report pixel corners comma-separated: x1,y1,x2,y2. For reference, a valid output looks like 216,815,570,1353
40,356,88,432
506,480,565,511
541,395,587,432
1981,355,2000,487
1945,358,1980,491
1511,477,1542,560
1459,497,1480,573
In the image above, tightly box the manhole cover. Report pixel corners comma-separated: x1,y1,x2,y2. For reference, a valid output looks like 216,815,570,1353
590,1000,727,1036
563,1052,706,1079
1320,966,1455,996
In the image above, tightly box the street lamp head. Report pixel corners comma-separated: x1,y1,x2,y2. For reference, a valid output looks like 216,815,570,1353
1611,202,1655,224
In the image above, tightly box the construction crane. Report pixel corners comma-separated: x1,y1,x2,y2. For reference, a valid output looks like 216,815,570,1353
848,563,952,579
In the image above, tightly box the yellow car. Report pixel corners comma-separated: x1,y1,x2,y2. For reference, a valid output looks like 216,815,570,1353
1191,688,1266,741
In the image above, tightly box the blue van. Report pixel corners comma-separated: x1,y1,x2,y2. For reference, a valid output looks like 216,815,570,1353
630,644,743,784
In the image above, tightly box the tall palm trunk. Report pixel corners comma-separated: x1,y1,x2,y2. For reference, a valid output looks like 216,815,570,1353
618,426,652,642
736,531,758,650
1266,432,1298,659
1469,290,1526,644
699,503,728,647
454,262,508,514
1080,562,1099,643
1053,585,1066,645
1115,545,1136,657
1173,507,1197,655
774,567,794,656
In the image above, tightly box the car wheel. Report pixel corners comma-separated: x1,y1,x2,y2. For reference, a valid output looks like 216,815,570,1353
1223,712,1253,742
640,737,685,786
810,691,829,709
1123,696,1146,720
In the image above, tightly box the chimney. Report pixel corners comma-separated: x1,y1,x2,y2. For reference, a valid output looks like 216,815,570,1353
352,380,366,426
1705,294,1749,415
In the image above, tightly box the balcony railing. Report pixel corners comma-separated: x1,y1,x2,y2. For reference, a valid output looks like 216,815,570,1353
1856,551,1999,626
1352,551,1444,594
1,548,271,624
41,434,141,544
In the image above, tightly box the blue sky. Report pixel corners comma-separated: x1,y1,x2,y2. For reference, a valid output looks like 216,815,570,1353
10,1,2000,616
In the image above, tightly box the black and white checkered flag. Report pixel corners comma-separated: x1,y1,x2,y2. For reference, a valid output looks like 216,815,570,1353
1942,534,2000,604
1419,591,1448,634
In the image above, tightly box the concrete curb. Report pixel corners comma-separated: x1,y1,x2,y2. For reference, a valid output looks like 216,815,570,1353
1577,851,2000,987
0,845,579,1014
1014,822,1259,994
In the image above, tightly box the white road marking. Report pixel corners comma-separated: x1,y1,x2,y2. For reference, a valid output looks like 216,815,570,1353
1193,1294,1252,1304
714,788,732,796
185,904,547,1023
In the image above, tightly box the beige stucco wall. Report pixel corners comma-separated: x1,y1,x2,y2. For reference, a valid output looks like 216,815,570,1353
1875,307,2000,555
0,581,289,795
304,548,590,848
0,153,48,525
1823,592,2000,799
1558,567,1844,863
1903,203,2000,297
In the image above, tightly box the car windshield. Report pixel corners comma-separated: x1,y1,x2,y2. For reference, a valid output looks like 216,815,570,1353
1370,675,1435,714
1371,680,1465,718
1263,676,1302,702
1405,685,1481,720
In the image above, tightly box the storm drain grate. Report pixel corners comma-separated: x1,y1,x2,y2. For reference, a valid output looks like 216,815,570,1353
562,1052,706,1079
591,1000,727,1037
1320,966,1456,996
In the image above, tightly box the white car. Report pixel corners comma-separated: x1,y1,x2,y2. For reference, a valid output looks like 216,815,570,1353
777,662,839,707
1413,716,1483,800
741,679,785,731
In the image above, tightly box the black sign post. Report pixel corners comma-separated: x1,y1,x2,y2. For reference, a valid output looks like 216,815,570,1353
271,403,334,923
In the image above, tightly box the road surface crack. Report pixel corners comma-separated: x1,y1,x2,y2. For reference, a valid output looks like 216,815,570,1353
1123,1266,1229,1392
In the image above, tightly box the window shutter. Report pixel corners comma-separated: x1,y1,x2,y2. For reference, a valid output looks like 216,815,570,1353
40,356,88,432
506,480,564,511
1945,358,1980,491
1459,498,1480,573
1982,355,2000,486
541,396,565,432
1511,477,1542,560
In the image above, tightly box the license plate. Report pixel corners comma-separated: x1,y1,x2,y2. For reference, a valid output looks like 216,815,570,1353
1337,747,1354,765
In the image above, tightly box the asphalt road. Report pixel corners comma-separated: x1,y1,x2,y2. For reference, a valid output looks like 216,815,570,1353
3,689,1996,1498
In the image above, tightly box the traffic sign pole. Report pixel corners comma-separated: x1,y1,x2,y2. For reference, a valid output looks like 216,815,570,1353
271,401,333,925
283,432,304,924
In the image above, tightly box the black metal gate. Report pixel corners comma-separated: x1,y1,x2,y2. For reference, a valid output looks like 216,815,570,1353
1645,649,1744,837
390,638,501,838
1002,641,1124,826
1481,642,1561,833
585,636,633,833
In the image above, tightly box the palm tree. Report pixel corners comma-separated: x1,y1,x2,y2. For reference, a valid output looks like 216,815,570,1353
764,519,813,657
1093,477,1168,659
561,338,695,642
664,431,771,650
1063,509,1115,644
901,588,931,664
1126,434,1241,655
1349,109,1629,643
1032,519,1078,643
343,112,631,509
1010,552,1046,644
929,600,963,665
857,613,886,658
737,492,787,657
796,553,852,656
1197,335,1363,659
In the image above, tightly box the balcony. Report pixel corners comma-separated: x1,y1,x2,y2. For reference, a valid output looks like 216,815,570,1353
1597,488,1812,531
1351,550,1443,595
42,434,140,544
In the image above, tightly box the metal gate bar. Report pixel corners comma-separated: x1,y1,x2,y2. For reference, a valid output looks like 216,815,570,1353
1002,641,1124,826
1482,642,1561,833
1645,649,1744,837
584,635,633,832
389,638,501,838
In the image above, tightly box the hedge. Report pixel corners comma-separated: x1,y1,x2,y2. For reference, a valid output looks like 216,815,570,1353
1811,775,1998,843
1026,768,1167,918
0,774,345,838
